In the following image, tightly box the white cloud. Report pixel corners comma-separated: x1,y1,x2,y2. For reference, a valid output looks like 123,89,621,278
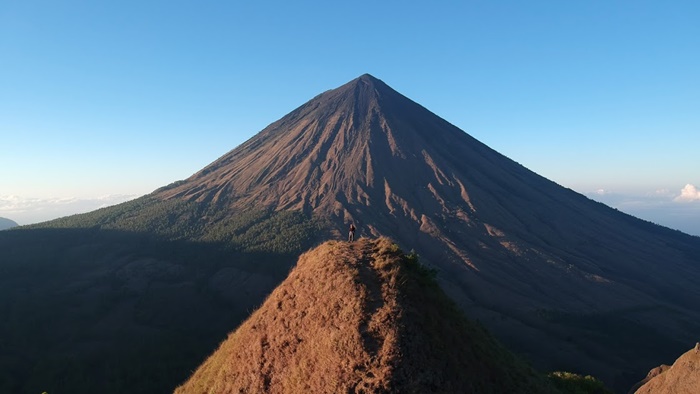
674,184,700,202
0,194,139,225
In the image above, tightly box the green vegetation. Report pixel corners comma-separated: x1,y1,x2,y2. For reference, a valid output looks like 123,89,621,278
402,249,438,283
548,371,614,394
34,196,327,255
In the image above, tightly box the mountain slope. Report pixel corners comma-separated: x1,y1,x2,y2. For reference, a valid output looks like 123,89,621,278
157,74,700,315
175,237,558,394
2,74,699,392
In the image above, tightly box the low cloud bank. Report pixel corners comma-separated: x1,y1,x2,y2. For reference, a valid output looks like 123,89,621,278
0,194,139,225
586,184,700,236
675,184,700,202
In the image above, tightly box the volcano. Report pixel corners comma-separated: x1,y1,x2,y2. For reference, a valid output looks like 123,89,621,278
2,74,699,393
157,74,700,387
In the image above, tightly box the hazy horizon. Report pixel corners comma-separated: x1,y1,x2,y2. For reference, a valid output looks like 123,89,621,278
2,166,699,237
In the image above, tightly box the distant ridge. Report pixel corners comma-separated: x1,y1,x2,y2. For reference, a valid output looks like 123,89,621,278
0,217,18,230
175,238,558,394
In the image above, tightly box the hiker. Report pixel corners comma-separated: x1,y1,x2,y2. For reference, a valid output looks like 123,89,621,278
348,223,356,242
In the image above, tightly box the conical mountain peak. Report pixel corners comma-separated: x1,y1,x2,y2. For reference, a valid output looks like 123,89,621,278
357,72,379,81
156,74,485,218
306,73,397,123
345,73,387,90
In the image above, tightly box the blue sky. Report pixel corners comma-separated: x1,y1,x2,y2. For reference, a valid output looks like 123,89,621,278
1,1,698,234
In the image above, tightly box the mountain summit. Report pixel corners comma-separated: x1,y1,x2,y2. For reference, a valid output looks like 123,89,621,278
3,74,700,392
157,73,476,217
175,238,557,394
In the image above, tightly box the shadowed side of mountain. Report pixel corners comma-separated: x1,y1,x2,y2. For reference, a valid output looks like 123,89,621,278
175,237,558,394
0,226,297,394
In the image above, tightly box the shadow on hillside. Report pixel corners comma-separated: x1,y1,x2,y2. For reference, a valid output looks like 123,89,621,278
0,227,297,394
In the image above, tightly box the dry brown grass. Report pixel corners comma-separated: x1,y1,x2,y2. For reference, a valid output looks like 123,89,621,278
174,237,557,393
632,343,700,394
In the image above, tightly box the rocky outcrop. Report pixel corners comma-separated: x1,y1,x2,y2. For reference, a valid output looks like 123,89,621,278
632,343,700,394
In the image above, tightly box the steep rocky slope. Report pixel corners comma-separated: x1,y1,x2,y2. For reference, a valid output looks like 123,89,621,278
175,237,558,394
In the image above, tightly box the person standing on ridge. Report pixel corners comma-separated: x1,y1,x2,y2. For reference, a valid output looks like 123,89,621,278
348,223,356,242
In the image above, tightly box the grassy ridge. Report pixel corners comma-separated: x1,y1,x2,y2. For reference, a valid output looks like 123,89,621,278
176,238,563,393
